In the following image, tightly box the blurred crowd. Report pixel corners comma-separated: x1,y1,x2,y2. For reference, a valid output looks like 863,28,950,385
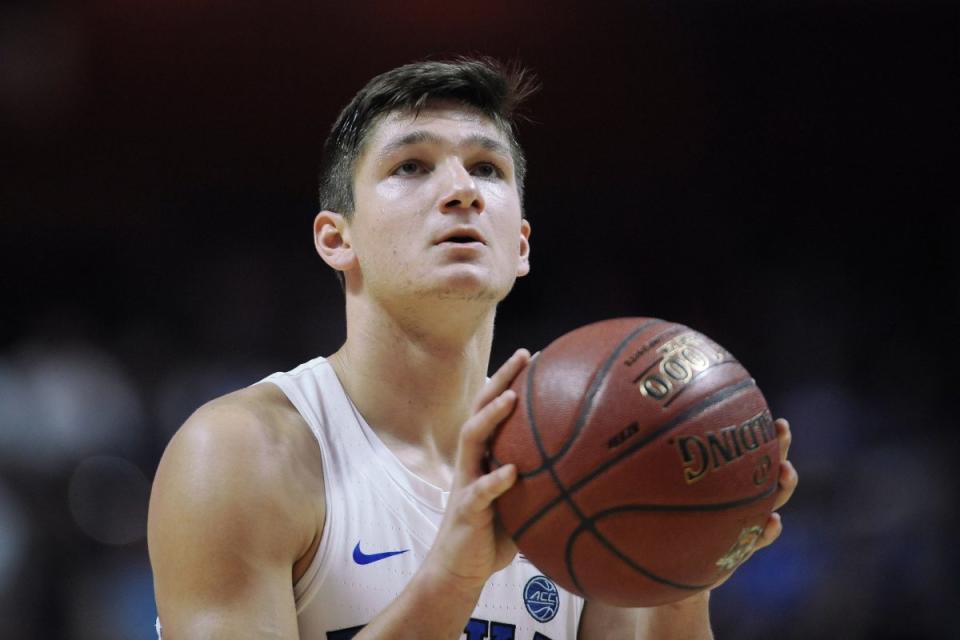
0,322,274,638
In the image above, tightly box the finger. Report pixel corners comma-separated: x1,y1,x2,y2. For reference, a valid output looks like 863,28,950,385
775,418,791,462
473,349,531,413
751,512,783,553
710,511,784,589
493,515,520,557
773,460,798,511
457,389,518,480
461,464,518,515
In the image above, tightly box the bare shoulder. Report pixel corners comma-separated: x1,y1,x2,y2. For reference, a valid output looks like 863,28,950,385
155,384,320,505
148,383,323,632
150,383,323,554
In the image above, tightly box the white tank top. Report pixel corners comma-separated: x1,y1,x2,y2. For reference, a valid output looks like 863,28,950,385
262,355,584,640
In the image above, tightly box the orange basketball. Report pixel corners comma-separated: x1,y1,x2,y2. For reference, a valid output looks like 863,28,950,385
490,317,779,607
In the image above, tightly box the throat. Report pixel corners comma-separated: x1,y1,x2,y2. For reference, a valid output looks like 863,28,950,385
382,437,456,492
330,300,495,480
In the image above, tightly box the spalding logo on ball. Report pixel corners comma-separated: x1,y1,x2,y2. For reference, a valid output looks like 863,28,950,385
490,317,780,607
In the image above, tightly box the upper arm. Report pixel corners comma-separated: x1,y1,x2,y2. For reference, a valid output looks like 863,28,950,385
148,395,319,639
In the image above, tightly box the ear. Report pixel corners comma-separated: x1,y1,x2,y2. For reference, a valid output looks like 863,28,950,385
313,210,357,272
516,218,532,277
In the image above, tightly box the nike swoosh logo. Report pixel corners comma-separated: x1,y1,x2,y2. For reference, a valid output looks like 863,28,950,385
352,541,409,565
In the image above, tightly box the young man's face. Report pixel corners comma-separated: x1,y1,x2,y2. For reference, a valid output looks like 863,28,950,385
343,103,531,307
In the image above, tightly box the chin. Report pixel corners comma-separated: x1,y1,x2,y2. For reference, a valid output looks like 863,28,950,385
428,270,509,303
433,282,496,302
387,260,514,304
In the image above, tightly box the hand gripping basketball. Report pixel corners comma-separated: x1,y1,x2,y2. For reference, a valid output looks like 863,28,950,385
423,349,531,593
723,418,798,565
491,318,793,607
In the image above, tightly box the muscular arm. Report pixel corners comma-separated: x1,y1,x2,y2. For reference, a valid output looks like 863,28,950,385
150,351,531,640
148,391,321,639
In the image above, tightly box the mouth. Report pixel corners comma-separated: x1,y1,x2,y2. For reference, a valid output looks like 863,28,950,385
435,227,487,246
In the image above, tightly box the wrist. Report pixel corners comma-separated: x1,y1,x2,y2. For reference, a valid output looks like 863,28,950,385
415,556,487,607
636,590,713,640
669,589,710,610
357,558,486,640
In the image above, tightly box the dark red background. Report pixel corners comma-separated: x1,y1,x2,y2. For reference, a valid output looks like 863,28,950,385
1,1,955,638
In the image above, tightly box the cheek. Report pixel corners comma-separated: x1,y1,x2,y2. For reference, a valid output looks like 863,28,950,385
373,180,409,202
358,215,420,271
374,177,439,209
486,194,524,245
485,184,522,218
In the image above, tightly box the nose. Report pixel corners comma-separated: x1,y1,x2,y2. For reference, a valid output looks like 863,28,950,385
439,160,485,214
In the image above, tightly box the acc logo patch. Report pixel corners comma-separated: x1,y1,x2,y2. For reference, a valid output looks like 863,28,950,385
523,575,559,623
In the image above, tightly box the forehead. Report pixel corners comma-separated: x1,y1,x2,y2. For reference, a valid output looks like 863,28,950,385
362,103,510,155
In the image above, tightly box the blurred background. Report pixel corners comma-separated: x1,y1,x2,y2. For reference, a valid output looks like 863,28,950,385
1,0,956,638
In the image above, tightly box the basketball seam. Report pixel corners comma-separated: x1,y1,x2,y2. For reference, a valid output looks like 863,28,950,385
563,479,779,594
587,478,779,515
565,525,711,593
560,319,669,464
512,376,757,541
517,319,667,479
521,320,667,597
663,359,738,408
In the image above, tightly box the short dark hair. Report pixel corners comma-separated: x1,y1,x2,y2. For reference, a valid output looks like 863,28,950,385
318,57,538,217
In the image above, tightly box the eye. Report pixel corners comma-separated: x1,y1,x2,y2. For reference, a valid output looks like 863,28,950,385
394,160,426,177
471,162,503,179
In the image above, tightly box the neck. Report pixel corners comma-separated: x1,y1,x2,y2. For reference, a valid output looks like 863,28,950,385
329,291,496,479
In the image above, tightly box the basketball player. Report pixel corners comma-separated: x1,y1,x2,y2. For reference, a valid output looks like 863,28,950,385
148,58,798,639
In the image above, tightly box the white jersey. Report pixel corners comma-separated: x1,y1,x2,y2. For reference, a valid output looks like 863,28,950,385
261,355,584,640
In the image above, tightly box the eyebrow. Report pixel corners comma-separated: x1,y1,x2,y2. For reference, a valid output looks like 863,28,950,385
376,131,513,163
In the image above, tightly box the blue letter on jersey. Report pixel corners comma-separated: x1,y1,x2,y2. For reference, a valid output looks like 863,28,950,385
327,625,364,639
490,621,517,640
464,618,489,640
463,617,548,640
